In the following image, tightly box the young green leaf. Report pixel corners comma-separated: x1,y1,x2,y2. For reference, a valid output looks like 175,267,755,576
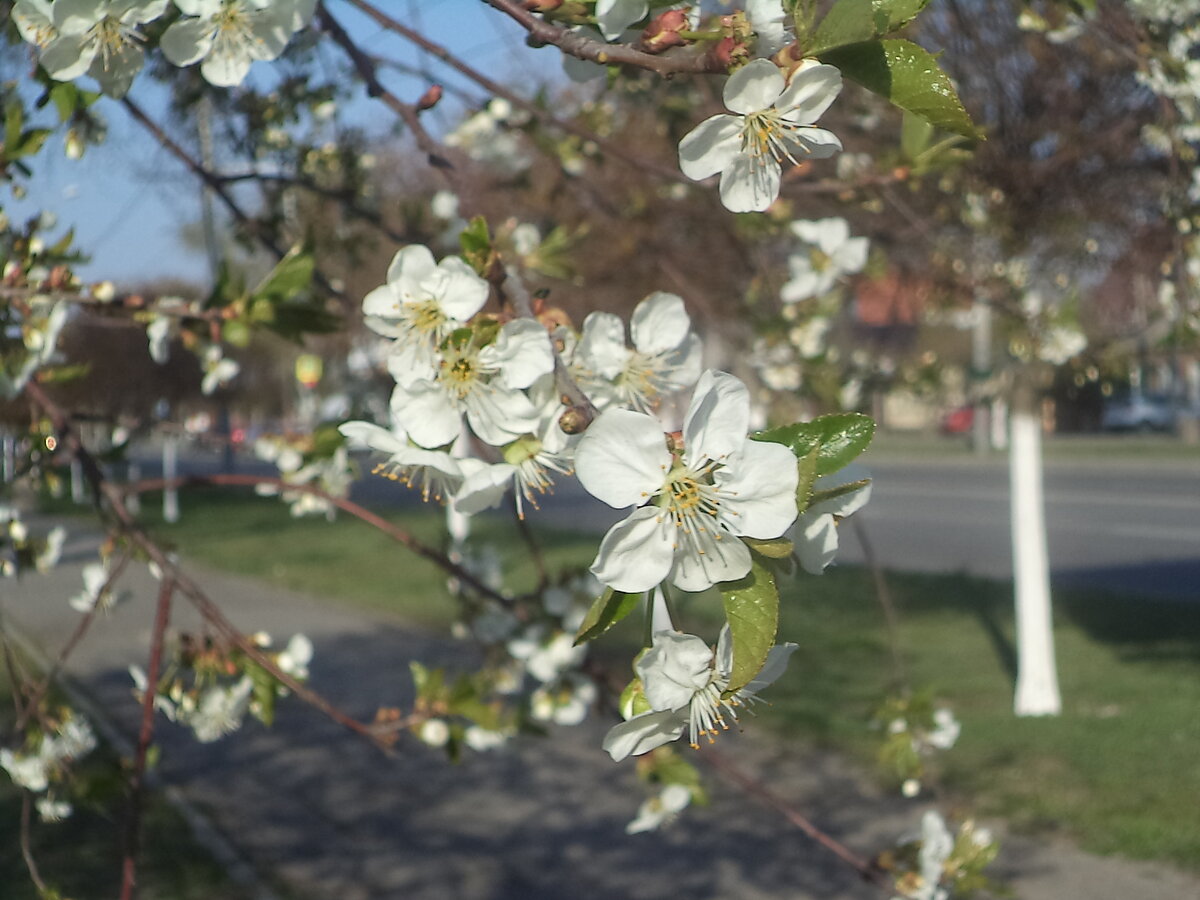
820,39,983,140
808,0,877,55
720,558,779,695
575,587,641,645
752,412,875,477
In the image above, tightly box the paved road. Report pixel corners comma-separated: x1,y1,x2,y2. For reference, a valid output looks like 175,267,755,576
132,445,1200,599
839,457,1200,600
7,528,1200,900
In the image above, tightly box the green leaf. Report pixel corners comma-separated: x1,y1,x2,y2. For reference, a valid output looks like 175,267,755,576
808,0,930,54
49,83,78,123
744,536,794,559
752,412,875,477
900,109,934,162
5,101,23,153
720,557,779,695
795,446,819,512
574,587,640,645
872,0,931,33
459,216,493,276
16,128,52,158
253,245,314,304
820,39,982,140
808,0,877,55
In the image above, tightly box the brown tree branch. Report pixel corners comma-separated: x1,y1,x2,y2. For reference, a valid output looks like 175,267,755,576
119,575,174,900
479,0,727,76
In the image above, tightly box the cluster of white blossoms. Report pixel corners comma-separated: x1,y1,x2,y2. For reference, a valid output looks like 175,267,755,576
0,709,96,822
889,811,997,900
341,241,704,521
444,98,532,177
254,435,354,519
1,508,65,578
13,0,314,96
129,631,313,743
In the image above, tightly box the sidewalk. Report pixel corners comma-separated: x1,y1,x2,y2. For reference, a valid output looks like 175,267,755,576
5,524,1200,900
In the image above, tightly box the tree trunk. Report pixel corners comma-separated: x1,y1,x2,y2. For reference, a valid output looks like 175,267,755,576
1009,384,1061,716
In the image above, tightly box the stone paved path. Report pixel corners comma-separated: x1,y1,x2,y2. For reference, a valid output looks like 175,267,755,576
5,524,1200,900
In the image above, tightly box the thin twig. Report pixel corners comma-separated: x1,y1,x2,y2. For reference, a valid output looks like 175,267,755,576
851,517,907,691
700,748,889,889
480,0,726,76
124,472,516,610
19,792,49,895
347,0,692,185
119,575,174,900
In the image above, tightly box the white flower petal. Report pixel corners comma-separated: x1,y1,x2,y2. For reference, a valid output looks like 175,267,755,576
797,511,839,574
603,709,686,761
784,127,843,160
338,420,407,453
590,506,675,593
679,114,743,181
160,17,214,67
485,319,554,390
579,311,630,380
669,529,752,592
575,408,670,508
776,64,842,124
638,631,715,710
454,460,515,515
683,370,751,465
715,439,798,538
391,381,462,448
38,34,94,80
723,58,785,114
464,384,539,447
387,244,438,295
200,43,254,87
630,292,690,356
719,152,781,213
432,256,489,321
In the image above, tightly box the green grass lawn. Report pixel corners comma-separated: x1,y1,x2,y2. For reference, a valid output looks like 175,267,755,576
55,487,1200,872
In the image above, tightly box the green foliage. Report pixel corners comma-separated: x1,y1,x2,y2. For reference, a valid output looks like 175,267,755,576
459,216,494,276
575,587,641,645
806,477,872,513
719,557,779,695
820,39,982,140
806,0,932,55
752,412,875,477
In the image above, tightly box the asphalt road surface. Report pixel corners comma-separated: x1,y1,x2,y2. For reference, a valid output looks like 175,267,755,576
135,445,1200,600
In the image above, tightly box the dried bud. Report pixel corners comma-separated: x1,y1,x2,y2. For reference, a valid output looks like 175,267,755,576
641,9,690,53
521,0,562,9
417,84,443,111
558,404,594,435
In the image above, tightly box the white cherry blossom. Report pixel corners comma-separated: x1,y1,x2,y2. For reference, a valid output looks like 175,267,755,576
781,217,869,302
362,245,489,373
577,291,702,413
679,59,843,213
389,318,553,449
161,0,312,88
746,0,790,57
38,0,169,97
626,783,692,834
575,370,798,593
603,625,797,760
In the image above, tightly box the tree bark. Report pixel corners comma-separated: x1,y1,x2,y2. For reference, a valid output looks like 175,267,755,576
1009,382,1062,716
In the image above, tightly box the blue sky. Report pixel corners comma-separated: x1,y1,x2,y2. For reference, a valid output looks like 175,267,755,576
9,1,559,287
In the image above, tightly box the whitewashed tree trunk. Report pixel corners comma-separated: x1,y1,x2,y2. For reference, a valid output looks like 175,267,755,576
163,437,180,524
1009,387,1061,716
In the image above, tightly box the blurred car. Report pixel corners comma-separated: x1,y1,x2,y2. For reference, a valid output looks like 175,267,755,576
940,405,975,435
1100,394,1176,432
